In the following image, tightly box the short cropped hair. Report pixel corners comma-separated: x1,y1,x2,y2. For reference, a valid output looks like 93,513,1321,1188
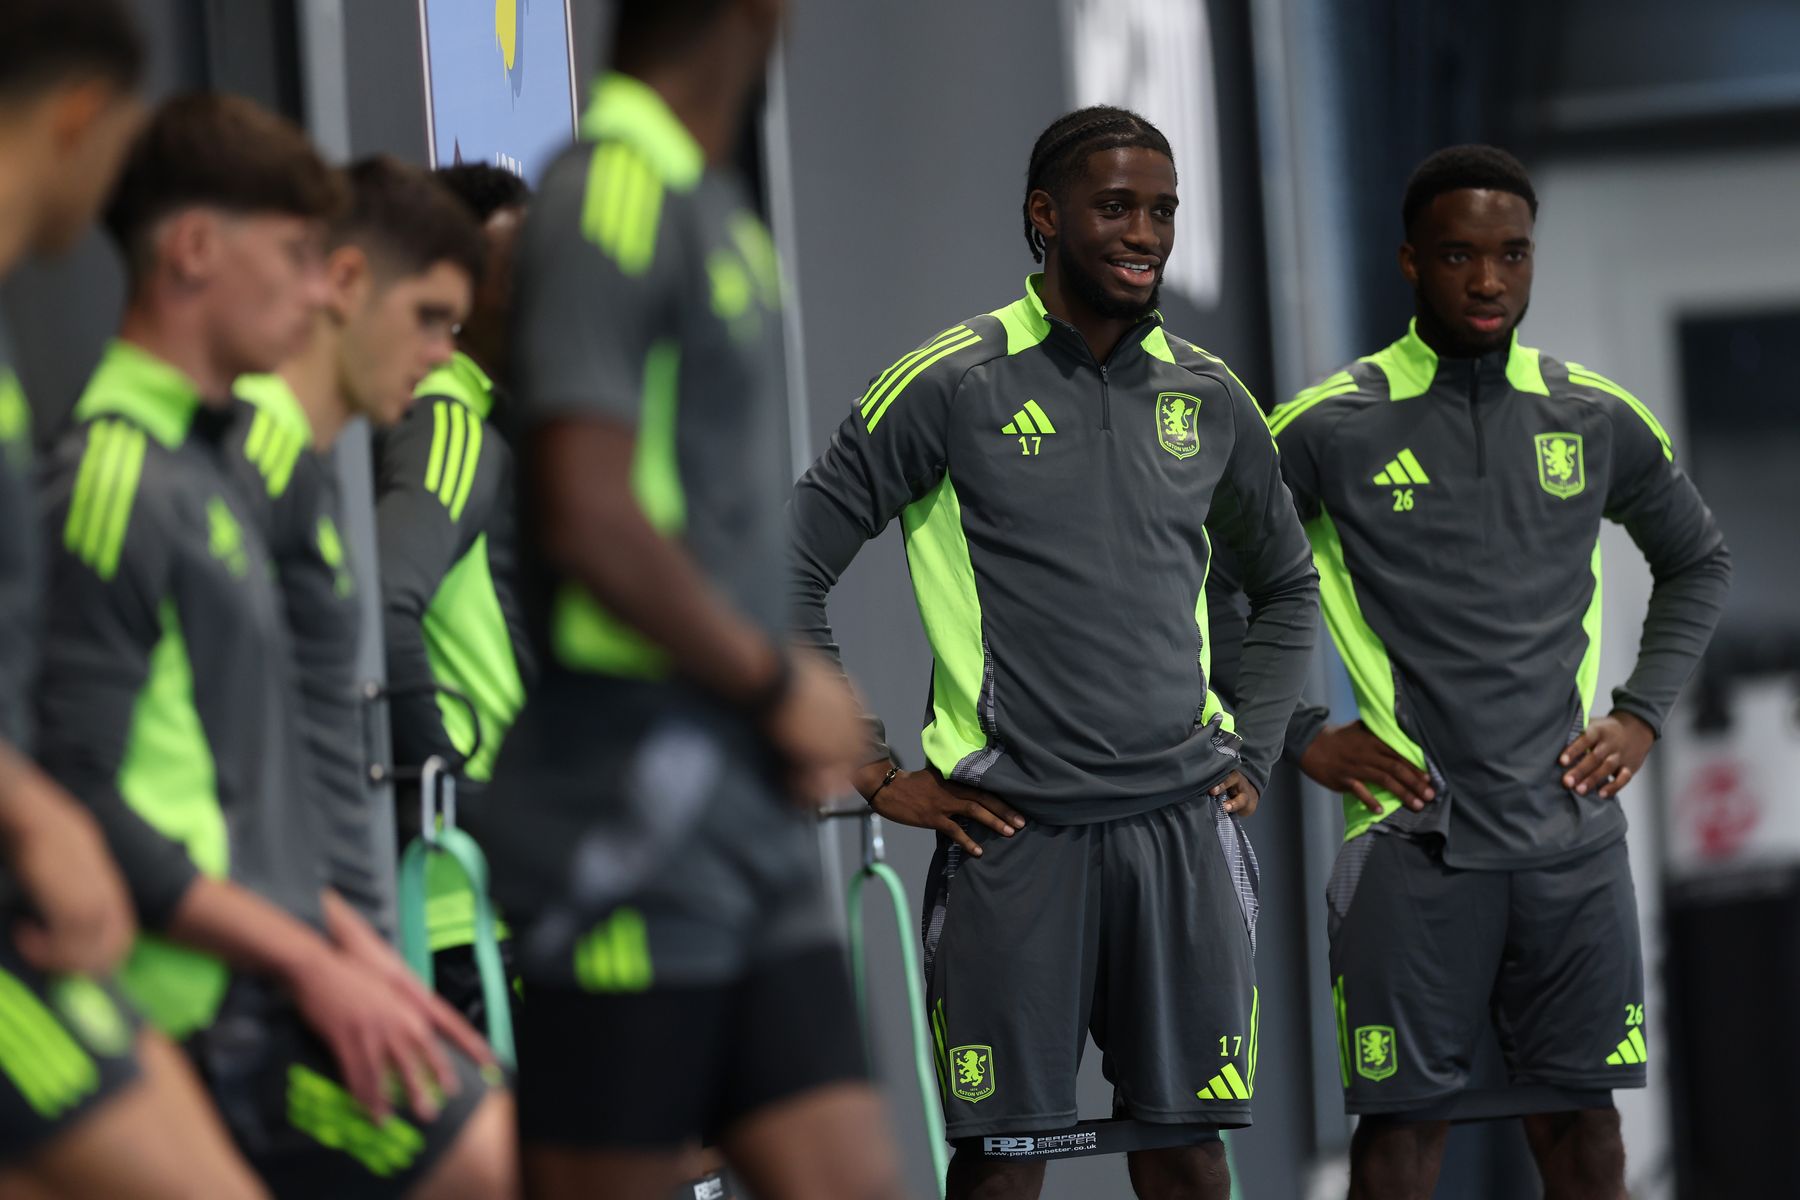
0,0,144,103
337,156,485,285
1402,144,1537,236
104,92,344,282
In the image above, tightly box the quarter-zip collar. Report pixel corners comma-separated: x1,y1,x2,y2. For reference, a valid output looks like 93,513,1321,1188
74,340,204,449
579,72,704,193
415,351,496,420
1366,318,1549,400
1015,273,1164,368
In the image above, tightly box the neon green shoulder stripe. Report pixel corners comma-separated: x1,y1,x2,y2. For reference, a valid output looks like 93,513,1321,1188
1361,322,1438,400
582,140,666,278
1505,339,1549,395
64,419,148,582
1268,371,1356,437
862,325,981,434
235,373,313,498
1568,364,1673,461
1158,331,1262,408
578,72,703,192
988,298,1050,356
422,399,486,521
1142,326,1177,364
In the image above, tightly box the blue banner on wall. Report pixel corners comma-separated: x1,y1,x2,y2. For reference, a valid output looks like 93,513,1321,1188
419,0,578,184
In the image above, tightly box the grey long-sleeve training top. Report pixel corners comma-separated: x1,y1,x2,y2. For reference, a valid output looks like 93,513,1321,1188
792,275,1319,824
1269,321,1730,868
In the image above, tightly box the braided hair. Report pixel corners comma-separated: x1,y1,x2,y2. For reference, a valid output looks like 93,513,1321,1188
1022,106,1175,262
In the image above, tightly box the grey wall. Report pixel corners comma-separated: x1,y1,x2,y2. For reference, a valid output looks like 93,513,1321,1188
778,4,1065,1192
1524,147,1800,1200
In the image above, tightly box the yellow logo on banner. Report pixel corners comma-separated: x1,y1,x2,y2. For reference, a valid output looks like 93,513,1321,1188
495,0,518,71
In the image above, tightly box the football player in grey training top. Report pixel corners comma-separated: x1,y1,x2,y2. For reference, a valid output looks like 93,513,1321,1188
477,1,905,1198
1270,145,1729,1200
791,105,1319,1200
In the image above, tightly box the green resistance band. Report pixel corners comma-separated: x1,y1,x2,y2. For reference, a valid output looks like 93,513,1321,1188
398,756,516,1070
842,811,950,1196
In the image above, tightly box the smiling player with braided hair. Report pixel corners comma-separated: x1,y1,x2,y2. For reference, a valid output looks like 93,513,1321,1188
791,105,1320,1200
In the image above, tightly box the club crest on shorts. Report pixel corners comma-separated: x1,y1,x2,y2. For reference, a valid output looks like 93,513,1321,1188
1156,392,1201,460
949,1044,995,1102
1355,1025,1397,1082
1535,432,1585,499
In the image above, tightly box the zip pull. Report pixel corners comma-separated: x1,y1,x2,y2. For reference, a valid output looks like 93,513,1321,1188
1099,365,1112,432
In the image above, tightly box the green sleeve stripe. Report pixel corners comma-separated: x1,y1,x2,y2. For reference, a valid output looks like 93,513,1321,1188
1576,540,1604,721
118,601,231,1036
582,142,665,278
549,342,687,680
1569,365,1673,461
448,412,482,522
438,401,467,508
903,472,990,774
63,419,114,562
1306,510,1425,839
244,408,270,462
1291,370,1355,407
254,423,305,498
1268,373,1355,437
619,156,665,277
72,420,129,566
859,325,971,421
587,142,625,252
424,401,448,493
631,340,684,532
602,147,645,267
66,420,147,581
1196,528,1236,734
97,426,146,582
1175,335,1263,409
866,331,980,434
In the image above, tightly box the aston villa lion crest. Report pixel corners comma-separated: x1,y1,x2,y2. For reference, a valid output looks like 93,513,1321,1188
949,1044,995,1102
1355,1025,1397,1082
1535,432,1585,499
1156,391,1201,460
